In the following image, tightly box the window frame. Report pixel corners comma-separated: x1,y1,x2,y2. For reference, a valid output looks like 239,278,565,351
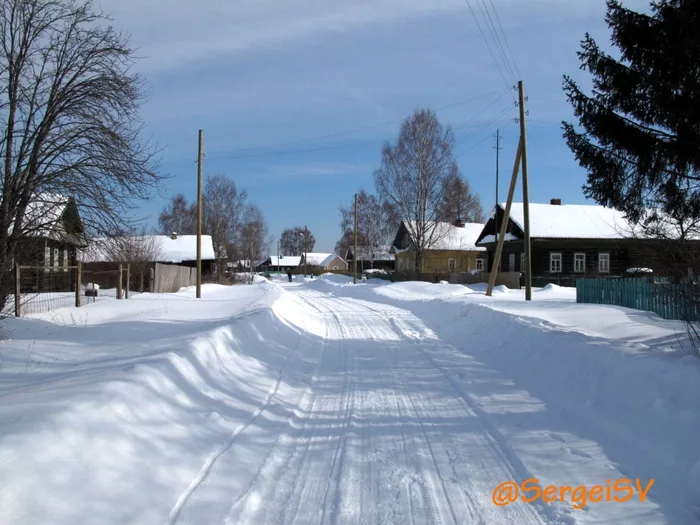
476,258,484,272
574,252,586,273
599,252,610,273
448,258,456,272
549,252,562,273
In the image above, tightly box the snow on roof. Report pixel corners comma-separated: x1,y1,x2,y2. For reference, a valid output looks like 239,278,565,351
403,221,487,251
267,256,301,267
78,235,216,263
347,245,395,261
305,252,333,265
500,203,636,239
318,253,344,267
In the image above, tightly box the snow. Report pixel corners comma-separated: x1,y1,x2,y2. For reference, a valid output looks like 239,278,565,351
479,232,519,243
266,255,301,267
1,275,700,524
78,235,216,263
403,221,487,251
304,252,333,265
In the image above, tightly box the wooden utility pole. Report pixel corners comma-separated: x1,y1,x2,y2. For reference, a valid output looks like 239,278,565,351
518,81,532,301
196,129,203,298
486,138,523,296
277,241,280,273
354,193,358,284
125,264,130,299
304,225,308,276
494,128,501,241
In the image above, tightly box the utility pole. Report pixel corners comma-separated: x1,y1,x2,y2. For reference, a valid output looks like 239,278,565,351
196,129,203,299
354,193,358,284
494,128,502,249
518,81,532,301
304,225,308,277
277,241,280,273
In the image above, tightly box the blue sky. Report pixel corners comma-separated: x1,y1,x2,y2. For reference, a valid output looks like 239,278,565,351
98,0,650,253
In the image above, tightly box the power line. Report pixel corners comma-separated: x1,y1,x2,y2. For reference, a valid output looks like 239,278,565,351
205,88,511,159
455,119,516,159
456,104,517,147
461,0,518,101
475,0,518,84
453,90,510,131
485,0,521,79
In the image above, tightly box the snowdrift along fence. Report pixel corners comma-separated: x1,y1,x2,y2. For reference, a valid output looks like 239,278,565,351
576,277,700,321
391,271,521,289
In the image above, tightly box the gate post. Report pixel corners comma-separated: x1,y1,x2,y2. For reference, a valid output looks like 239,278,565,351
75,262,82,308
117,264,123,299
15,265,20,317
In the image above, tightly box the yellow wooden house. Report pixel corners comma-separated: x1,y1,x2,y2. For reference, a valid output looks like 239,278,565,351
390,219,487,273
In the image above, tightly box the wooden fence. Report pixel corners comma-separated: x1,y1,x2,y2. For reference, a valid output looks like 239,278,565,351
576,277,700,321
153,263,196,293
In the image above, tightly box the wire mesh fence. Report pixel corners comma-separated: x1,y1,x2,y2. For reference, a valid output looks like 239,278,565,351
0,263,142,317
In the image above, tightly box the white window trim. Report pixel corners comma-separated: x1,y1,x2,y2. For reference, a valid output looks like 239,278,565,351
63,249,69,272
599,252,610,273
44,245,50,268
476,258,484,272
549,252,562,273
53,248,59,271
574,252,586,273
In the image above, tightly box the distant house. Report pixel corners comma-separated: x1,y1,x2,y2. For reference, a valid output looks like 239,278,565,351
344,246,395,271
259,255,301,272
78,233,217,274
13,193,88,269
306,253,348,271
474,199,700,285
390,219,487,273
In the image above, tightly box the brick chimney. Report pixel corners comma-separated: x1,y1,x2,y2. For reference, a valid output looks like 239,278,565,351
550,198,562,206
453,218,464,227
171,231,178,239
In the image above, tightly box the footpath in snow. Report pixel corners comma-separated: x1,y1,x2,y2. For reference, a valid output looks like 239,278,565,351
0,274,699,524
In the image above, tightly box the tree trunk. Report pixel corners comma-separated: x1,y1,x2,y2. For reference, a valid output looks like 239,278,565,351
415,251,423,274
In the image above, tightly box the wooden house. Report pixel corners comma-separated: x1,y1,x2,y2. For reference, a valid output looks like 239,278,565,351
475,199,700,286
344,246,395,271
390,219,487,273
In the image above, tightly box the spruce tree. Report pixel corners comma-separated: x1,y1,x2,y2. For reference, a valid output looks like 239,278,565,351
562,0,700,225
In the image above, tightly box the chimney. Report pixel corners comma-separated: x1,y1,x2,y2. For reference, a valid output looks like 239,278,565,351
453,218,464,227
171,232,178,239
550,198,562,206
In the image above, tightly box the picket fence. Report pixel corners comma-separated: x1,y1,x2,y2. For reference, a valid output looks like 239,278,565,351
576,277,700,321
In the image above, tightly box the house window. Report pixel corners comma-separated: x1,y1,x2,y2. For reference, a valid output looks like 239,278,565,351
53,248,59,269
574,253,586,273
549,252,562,273
520,253,525,272
63,249,69,272
333,266,338,270
448,258,456,272
599,252,610,273
476,258,484,272
509,253,515,272
44,245,50,268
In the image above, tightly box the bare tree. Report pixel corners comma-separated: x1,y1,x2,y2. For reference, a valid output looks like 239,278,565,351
438,165,484,223
334,230,368,260
239,205,271,283
280,226,315,256
202,175,248,275
0,0,162,294
374,108,454,273
158,194,196,235
340,190,395,269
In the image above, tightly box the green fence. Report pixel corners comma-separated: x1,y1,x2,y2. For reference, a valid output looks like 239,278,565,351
576,277,700,321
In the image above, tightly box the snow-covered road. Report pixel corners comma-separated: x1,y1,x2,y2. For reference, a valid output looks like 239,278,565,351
182,287,551,525
1,276,699,524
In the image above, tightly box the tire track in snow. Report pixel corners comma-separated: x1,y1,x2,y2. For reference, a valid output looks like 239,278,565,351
164,307,303,525
387,315,573,525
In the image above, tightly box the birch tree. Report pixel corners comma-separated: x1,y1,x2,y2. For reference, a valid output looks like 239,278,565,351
374,108,454,273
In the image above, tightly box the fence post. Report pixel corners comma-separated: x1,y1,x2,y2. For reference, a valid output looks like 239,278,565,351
75,262,82,308
125,264,130,299
118,264,123,299
14,265,20,317
140,270,144,293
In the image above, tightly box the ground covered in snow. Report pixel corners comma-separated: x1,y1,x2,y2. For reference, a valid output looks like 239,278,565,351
1,274,699,524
